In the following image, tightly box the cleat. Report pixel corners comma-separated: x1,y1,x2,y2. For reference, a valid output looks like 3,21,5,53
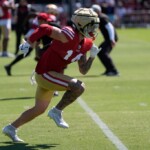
4,65,12,76
48,107,69,128
2,125,24,142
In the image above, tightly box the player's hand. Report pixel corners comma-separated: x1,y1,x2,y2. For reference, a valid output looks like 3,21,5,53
111,40,116,48
90,44,101,58
19,39,30,57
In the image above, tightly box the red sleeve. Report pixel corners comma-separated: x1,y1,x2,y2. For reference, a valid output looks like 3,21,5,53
29,24,53,43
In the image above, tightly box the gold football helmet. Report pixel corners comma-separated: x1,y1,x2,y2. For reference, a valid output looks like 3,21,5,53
45,4,59,16
71,8,100,39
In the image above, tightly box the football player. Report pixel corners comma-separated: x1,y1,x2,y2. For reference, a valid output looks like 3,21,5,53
2,8,100,142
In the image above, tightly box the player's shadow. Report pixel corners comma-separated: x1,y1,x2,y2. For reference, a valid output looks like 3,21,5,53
0,97,34,101
73,74,100,78
0,142,59,150
0,74,32,77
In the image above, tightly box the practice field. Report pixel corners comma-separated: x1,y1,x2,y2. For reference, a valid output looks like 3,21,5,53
0,28,150,150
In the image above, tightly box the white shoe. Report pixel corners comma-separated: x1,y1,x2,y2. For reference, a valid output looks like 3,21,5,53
53,91,59,97
48,107,69,128
2,124,24,142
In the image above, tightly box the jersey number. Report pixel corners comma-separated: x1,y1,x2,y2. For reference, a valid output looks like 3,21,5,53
64,50,83,62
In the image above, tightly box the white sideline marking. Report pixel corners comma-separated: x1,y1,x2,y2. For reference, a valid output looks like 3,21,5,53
77,97,128,150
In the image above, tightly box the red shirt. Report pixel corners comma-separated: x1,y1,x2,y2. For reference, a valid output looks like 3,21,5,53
0,0,12,19
29,24,93,73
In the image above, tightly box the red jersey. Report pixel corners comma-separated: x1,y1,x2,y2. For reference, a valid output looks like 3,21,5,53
29,24,93,73
0,0,13,19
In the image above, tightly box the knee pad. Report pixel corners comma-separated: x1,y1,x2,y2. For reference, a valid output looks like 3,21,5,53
69,79,85,93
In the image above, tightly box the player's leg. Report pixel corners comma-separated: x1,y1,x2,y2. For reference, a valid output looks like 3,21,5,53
1,19,14,57
4,48,33,76
2,85,54,142
98,41,118,76
1,25,9,55
15,28,22,55
55,78,85,110
98,41,109,68
12,86,53,128
41,71,85,128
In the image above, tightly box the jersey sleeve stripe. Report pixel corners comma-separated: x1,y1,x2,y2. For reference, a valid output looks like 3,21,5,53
62,28,74,40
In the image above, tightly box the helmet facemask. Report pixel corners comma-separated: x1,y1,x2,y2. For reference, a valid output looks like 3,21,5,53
81,22,99,39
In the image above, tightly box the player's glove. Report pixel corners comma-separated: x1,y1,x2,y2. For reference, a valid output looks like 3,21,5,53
90,44,101,58
19,39,30,57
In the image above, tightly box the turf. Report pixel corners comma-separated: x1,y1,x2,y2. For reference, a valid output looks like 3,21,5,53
0,28,150,150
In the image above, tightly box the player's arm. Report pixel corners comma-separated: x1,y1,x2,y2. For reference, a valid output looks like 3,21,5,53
78,54,94,75
78,44,100,75
105,22,116,47
28,24,68,46
19,24,68,56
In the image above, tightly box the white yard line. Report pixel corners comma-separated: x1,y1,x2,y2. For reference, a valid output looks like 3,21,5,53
77,97,128,150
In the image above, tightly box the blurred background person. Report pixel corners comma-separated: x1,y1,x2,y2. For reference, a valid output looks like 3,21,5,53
45,4,60,26
4,12,49,76
0,0,15,57
4,4,61,76
35,4,61,61
115,1,126,28
13,0,32,55
92,4,119,76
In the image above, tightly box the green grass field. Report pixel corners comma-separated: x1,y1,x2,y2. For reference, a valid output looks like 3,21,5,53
0,28,150,150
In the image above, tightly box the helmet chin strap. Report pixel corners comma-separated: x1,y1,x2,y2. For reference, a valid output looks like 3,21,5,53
72,22,98,39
